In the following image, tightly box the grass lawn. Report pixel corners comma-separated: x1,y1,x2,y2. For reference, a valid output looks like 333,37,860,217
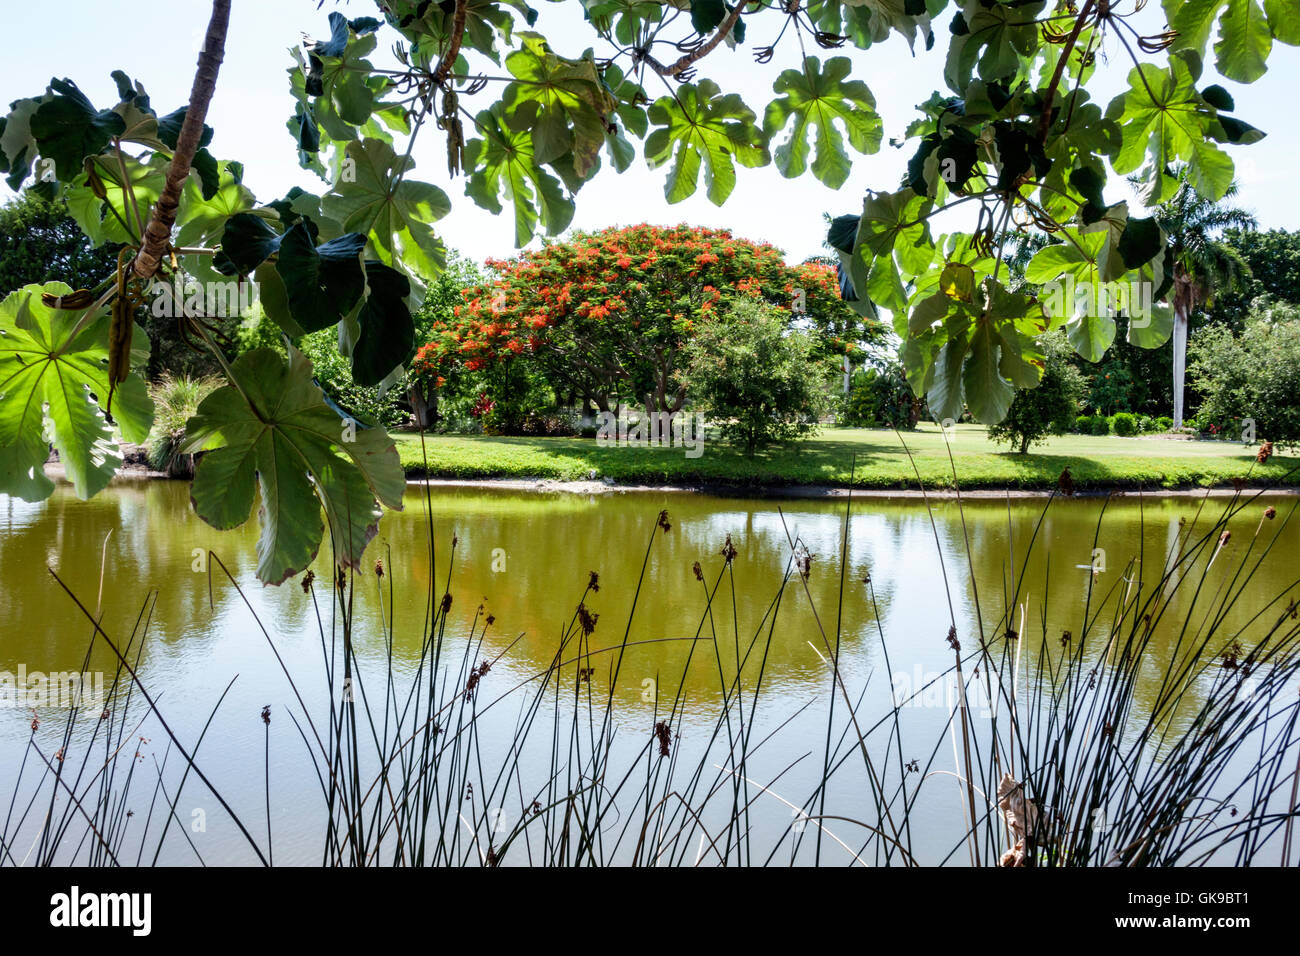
392,424,1299,491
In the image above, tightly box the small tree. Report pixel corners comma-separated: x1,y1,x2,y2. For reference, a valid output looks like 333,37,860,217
988,332,1089,454
682,299,829,456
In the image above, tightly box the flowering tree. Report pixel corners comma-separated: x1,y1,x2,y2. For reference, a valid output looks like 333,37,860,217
435,224,878,415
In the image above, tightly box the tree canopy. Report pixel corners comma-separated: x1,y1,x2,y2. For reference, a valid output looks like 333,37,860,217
417,223,876,416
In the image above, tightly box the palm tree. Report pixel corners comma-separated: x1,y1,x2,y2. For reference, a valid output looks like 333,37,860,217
1148,168,1256,429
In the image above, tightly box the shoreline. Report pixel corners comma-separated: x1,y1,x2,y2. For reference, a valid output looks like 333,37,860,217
64,464,1300,500
401,475,1300,499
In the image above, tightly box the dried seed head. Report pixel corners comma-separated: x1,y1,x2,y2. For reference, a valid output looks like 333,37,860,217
464,661,492,700
653,720,672,757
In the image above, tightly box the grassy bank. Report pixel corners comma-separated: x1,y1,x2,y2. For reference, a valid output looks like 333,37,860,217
393,423,1298,491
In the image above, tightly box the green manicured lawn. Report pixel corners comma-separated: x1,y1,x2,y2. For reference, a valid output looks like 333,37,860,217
392,424,1299,491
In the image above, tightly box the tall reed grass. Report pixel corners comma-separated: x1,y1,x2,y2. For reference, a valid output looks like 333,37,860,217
5,447,1299,866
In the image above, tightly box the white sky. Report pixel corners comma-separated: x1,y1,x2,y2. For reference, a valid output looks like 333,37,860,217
3,0,1296,267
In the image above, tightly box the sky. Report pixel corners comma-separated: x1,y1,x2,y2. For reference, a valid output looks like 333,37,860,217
3,0,1298,268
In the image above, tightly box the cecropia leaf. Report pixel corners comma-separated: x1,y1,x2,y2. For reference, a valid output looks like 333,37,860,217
180,346,404,586
0,283,151,501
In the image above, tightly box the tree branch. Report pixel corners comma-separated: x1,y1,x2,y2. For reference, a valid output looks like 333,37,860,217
431,0,469,86
1037,0,1095,143
643,2,748,78
131,0,231,280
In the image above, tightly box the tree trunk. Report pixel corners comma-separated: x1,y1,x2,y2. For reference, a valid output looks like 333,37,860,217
132,0,231,280
1172,299,1189,429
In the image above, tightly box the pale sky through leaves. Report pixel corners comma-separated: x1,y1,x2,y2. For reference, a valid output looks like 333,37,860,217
3,0,1295,268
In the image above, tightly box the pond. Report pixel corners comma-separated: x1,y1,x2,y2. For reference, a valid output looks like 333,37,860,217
1,481,1296,865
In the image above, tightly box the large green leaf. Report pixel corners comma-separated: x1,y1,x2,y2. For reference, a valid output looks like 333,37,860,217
63,152,166,247
1165,0,1297,81
645,79,769,205
1106,52,1232,202
28,78,125,182
762,56,882,189
464,105,575,246
945,0,1046,92
352,262,415,387
1214,0,1273,82
175,161,259,283
963,317,1016,425
181,346,404,586
501,33,616,180
274,225,368,333
0,283,151,501
322,138,449,279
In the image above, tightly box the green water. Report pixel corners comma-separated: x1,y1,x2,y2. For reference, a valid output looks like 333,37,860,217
1,481,1296,863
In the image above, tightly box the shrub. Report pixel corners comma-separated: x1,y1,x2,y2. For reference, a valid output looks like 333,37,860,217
1089,415,1111,436
681,299,830,456
295,327,412,429
842,362,921,429
521,409,579,436
1112,412,1138,436
1189,305,1300,448
146,373,223,477
1137,414,1155,433
1154,415,1173,432
988,332,1089,453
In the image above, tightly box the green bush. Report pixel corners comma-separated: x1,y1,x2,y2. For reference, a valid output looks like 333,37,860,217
1189,305,1300,448
682,299,829,456
1112,412,1138,436
842,362,921,429
294,326,412,429
146,373,223,477
1074,413,1110,435
1137,414,1155,433
988,332,1089,453
1154,415,1174,432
